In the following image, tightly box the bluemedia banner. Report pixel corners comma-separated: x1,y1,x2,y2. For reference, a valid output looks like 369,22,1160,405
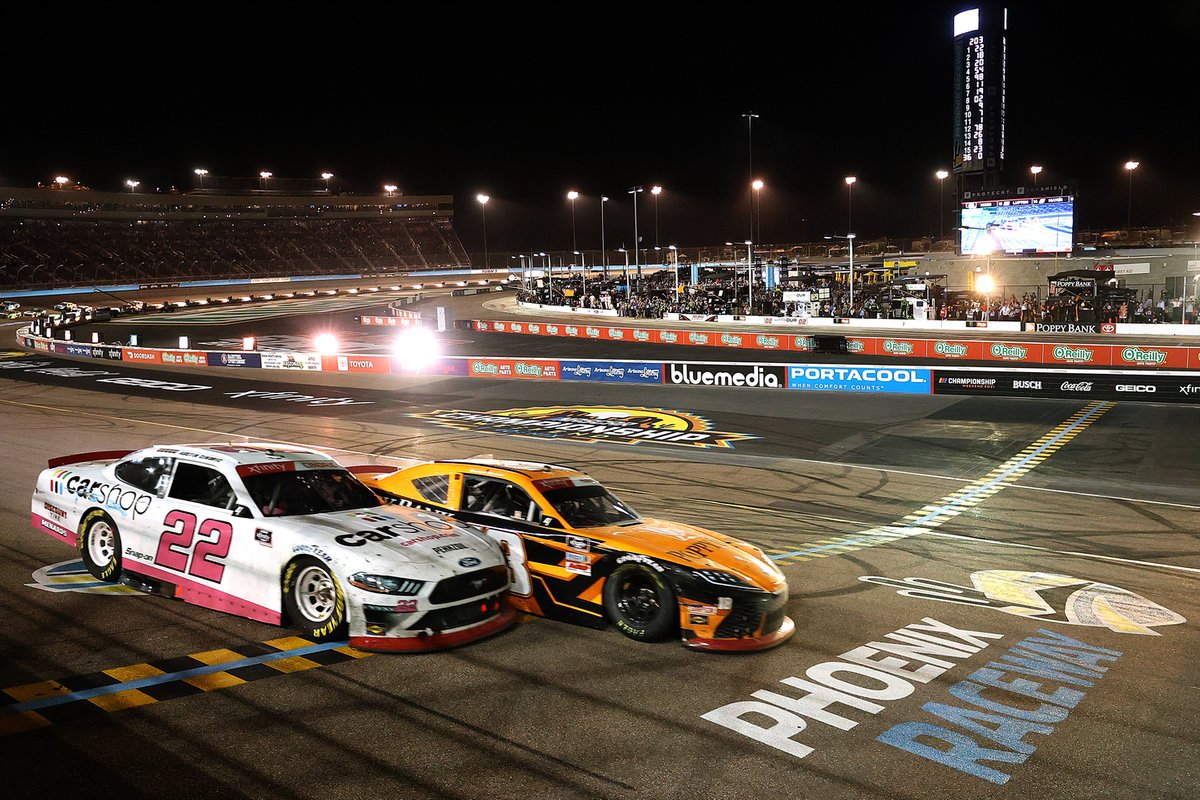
206,351,264,368
561,360,664,384
788,365,932,394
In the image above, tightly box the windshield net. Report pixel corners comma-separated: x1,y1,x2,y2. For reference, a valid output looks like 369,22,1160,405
543,485,639,528
243,469,382,517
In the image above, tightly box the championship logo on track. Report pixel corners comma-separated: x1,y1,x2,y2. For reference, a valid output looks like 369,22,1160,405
409,406,755,449
859,569,1185,635
27,560,137,595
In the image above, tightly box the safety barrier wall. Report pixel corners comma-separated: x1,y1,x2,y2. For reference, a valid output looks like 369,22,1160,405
16,329,1200,405
471,319,1200,370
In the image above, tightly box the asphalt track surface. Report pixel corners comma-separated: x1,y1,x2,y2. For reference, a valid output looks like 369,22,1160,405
1,295,1197,800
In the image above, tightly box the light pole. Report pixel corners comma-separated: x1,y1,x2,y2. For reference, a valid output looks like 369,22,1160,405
476,193,490,268
1030,165,1042,186
651,185,662,252
321,172,334,192
511,255,526,290
1125,160,1140,234
745,240,754,313
540,252,550,299
742,112,759,241
669,245,679,297
383,184,398,197
54,176,70,188
194,168,208,189
752,179,764,245
259,171,272,190
125,179,139,193
600,195,609,278
628,186,644,286
935,170,949,241
824,234,857,314
845,176,857,235
567,190,579,260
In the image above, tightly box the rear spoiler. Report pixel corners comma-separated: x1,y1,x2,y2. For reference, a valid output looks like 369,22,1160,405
346,464,399,477
47,450,134,469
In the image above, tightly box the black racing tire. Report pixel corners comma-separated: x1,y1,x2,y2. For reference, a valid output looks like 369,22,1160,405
282,557,347,641
79,510,123,582
603,563,678,642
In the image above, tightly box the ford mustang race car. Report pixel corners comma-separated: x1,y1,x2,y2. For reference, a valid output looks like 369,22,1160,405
31,444,514,651
355,458,793,652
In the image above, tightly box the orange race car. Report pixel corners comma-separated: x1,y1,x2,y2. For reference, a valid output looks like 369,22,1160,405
354,458,794,652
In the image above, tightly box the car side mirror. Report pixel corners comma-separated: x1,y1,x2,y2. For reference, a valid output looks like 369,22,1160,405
233,504,254,519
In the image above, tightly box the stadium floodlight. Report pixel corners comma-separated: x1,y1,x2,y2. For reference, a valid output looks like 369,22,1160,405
54,176,70,186
125,179,140,192
844,176,857,235
313,333,339,355
476,194,490,268
1030,165,1043,186
321,172,334,192
194,168,209,189
566,191,579,256
259,171,273,179
384,184,398,196
1124,161,1140,231
935,170,950,240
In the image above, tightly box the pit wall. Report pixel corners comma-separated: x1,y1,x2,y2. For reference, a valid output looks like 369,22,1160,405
473,320,1200,370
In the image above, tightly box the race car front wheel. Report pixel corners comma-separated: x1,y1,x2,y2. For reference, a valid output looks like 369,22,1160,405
603,563,677,642
79,510,123,582
283,557,347,641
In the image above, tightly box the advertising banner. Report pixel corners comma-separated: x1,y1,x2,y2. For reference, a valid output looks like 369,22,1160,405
844,337,877,356
60,343,96,358
877,338,928,358
787,365,932,394
93,346,124,361
929,340,984,360
984,341,1044,363
393,358,469,377
630,328,655,344
715,332,748,348
656,329,684,345
360,316,419,327
1044,343,1110,367
1032,323,1109,335
322,355,392,373
748,333,787,351
207,352,263,368
122,347,162,365
581,325,604,340
559,361,664,384
683,330,713,347
666,362,786,389
1112,345,1188,369
932,370,1200,404
468,358,561,380
509,321,525,334
159,350,210,368
261,352,323,371
604,327,630,341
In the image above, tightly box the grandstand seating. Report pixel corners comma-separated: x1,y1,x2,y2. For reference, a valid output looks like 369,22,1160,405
0,191,470,289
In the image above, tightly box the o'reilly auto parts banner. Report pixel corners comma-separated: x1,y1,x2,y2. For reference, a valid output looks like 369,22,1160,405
666,362,786,389
933,370,1200,403
788,365,932,394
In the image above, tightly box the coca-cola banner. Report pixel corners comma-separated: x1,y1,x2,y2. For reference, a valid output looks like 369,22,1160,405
932,370,1200,403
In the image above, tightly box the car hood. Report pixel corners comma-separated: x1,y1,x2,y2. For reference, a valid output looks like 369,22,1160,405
292,508,503,572
593,517,785,592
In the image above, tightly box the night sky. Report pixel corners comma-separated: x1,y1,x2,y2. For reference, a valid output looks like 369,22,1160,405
4,3,1197,255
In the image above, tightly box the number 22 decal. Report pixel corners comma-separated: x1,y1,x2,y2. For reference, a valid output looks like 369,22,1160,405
155,510,234,582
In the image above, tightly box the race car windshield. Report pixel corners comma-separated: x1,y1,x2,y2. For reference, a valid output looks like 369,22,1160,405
243,469,383,517
543,485,640,528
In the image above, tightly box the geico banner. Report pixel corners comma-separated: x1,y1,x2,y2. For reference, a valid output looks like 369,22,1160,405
787,365,932,394
560,361,664,384
932,370,1200,403
667,363,786,389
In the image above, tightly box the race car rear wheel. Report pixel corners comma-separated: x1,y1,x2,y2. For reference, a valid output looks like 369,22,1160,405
603,563,677,642
283,557,347,641
79,510,122,582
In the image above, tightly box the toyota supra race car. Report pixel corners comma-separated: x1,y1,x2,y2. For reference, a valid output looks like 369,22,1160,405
31,444,514,651
356,458,794,652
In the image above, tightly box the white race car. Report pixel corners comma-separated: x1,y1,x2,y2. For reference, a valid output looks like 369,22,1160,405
30,443,514,651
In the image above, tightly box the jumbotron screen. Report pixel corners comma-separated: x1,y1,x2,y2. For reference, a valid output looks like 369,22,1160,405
960,195,1073,254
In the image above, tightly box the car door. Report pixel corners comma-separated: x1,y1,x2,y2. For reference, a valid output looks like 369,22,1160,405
110,454,176,570
155,460,272,616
